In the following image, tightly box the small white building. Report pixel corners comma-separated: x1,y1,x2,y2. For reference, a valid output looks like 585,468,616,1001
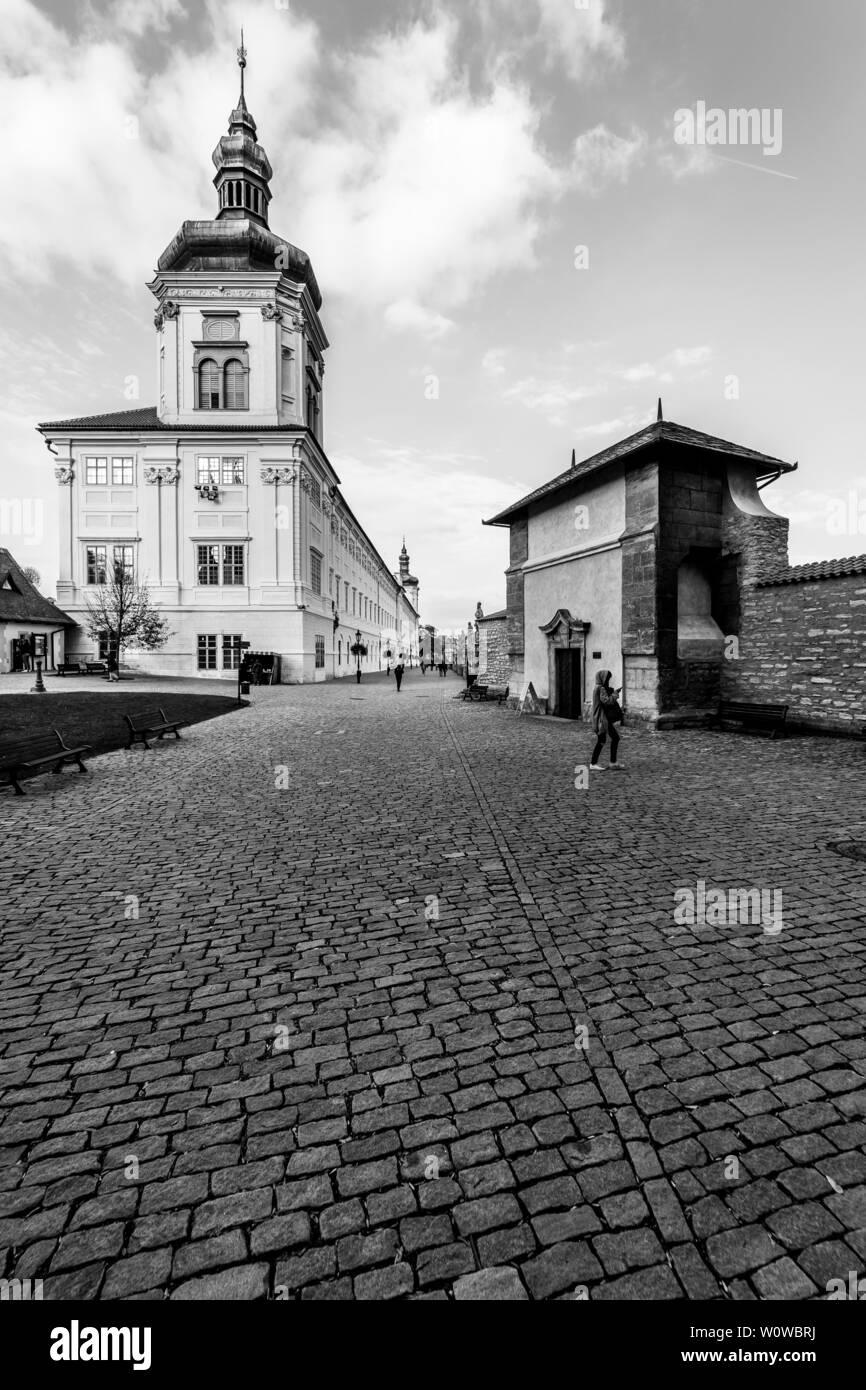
0,549,76,673
38,52,420,682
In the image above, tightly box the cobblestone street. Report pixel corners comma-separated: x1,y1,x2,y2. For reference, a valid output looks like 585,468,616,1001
1,669,865,1301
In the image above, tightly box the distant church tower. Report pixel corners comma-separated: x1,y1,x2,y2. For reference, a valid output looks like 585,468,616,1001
398,539,420,612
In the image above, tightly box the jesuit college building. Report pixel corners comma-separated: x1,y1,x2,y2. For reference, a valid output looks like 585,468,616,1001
38,51,420,681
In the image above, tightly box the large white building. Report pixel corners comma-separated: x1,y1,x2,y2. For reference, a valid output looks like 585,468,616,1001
38,50,419,682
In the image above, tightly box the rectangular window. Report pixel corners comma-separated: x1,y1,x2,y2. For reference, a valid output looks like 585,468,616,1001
329,568,334,596
222,634,243,670
197,635,217,670
352,587,356,614
344,581,349,608
86,545,107,585
112,545,134,580
197,456,220,486
98,631,110,660
315,635,325,669
221,456,244,485
111,457,134,485
85,457,108,485
310,550,322,595
222,545,245,586
197,544,220,585
310,478,321,509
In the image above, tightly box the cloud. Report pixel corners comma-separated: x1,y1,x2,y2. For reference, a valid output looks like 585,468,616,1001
608,345,713,384
571,124,647,195
536,0,626,80
481,348,507,378
384,300,456,339
332,443,521,624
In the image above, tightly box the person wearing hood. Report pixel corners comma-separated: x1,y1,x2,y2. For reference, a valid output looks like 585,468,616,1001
590,669,623,771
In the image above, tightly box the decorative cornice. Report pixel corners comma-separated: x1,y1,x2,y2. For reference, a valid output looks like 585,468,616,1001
171,287,272,299
54,465,74,485
261,303,283,322
144,464,180,485
291,312,306,333
260,465,296,486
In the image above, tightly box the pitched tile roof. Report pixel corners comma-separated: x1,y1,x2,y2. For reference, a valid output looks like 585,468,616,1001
755,554,866,586
483,419,795,526
0,550,77,625
37,406,309,433
477,608,508,622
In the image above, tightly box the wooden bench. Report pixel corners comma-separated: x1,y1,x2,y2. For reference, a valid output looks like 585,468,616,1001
714,700,789,738
483,685,510,705
0,729,92,796
56,660,86,676
124,707,185,750
86,662,107,676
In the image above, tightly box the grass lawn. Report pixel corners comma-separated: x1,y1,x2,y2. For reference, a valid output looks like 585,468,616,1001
0,690,244,759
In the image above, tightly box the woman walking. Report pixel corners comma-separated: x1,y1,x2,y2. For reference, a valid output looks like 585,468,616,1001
590,669,623,772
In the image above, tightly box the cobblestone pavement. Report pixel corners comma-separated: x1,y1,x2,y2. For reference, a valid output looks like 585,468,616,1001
1,667,865,1301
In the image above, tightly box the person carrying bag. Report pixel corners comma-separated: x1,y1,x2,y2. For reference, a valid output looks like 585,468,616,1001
590,669,624,772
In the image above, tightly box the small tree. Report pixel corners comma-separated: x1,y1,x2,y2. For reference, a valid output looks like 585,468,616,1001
82,560,170,668
22,566,41,588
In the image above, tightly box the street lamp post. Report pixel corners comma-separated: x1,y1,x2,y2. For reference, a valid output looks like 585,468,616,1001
351,627,366,683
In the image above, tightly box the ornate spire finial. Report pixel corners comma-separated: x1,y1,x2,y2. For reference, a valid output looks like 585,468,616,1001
237,27,247,101
657,397,663,422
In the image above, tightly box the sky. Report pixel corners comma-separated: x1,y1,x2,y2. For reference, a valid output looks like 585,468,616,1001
2,0,865,628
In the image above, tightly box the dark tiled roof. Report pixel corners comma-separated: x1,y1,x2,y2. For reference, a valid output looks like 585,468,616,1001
0,550,77,625
477,608,507,622
37,407,308,433
483,419,795,526
755,554,866,587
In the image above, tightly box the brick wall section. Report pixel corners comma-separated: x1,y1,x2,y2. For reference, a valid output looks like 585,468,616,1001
478,617,510,685
723,572,866,732
505,518,528,659
621,462,659,656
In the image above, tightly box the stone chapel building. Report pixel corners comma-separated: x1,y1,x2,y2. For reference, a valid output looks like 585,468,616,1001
482,412,866,733
37,50,419,682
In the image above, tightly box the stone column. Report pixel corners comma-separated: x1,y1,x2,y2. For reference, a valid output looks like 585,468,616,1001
54,460,75,600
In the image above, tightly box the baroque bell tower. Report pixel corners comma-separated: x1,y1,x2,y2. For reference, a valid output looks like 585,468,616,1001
147,37,327,434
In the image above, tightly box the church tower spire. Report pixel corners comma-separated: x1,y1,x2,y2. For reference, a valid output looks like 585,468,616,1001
212,34,273,228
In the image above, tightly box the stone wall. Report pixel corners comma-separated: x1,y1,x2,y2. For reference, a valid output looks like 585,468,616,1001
723,572,866,733
477,615,510,685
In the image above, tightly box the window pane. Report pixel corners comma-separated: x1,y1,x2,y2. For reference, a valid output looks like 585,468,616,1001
221,456,244,485
224,361,248,410
222,635,242,669
86,457,108,485
87,546,107,585
310,550,322,595
197,457,219,485
197,635,217,670
315,635,325,668
198,360,221,409
112,457,133,485
222,545,244,585
197,544,219,585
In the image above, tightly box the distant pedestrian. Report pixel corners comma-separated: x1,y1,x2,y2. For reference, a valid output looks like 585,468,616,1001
107,649,119,682
439,660,447,677
590,669,623,772
421,660,427,674
394,661,405,692
20,636,32,672
251,659,263,687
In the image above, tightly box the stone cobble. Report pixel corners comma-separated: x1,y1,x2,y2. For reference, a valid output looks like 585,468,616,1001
1,669,865,1299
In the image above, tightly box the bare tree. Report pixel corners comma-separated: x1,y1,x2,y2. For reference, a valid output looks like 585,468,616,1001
22,566,42,588
82,559,170,668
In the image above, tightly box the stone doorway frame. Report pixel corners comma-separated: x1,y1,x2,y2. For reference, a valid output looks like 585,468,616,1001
538,610,591,718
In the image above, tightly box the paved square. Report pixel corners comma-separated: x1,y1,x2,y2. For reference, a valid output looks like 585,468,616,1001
1,670,865,1300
